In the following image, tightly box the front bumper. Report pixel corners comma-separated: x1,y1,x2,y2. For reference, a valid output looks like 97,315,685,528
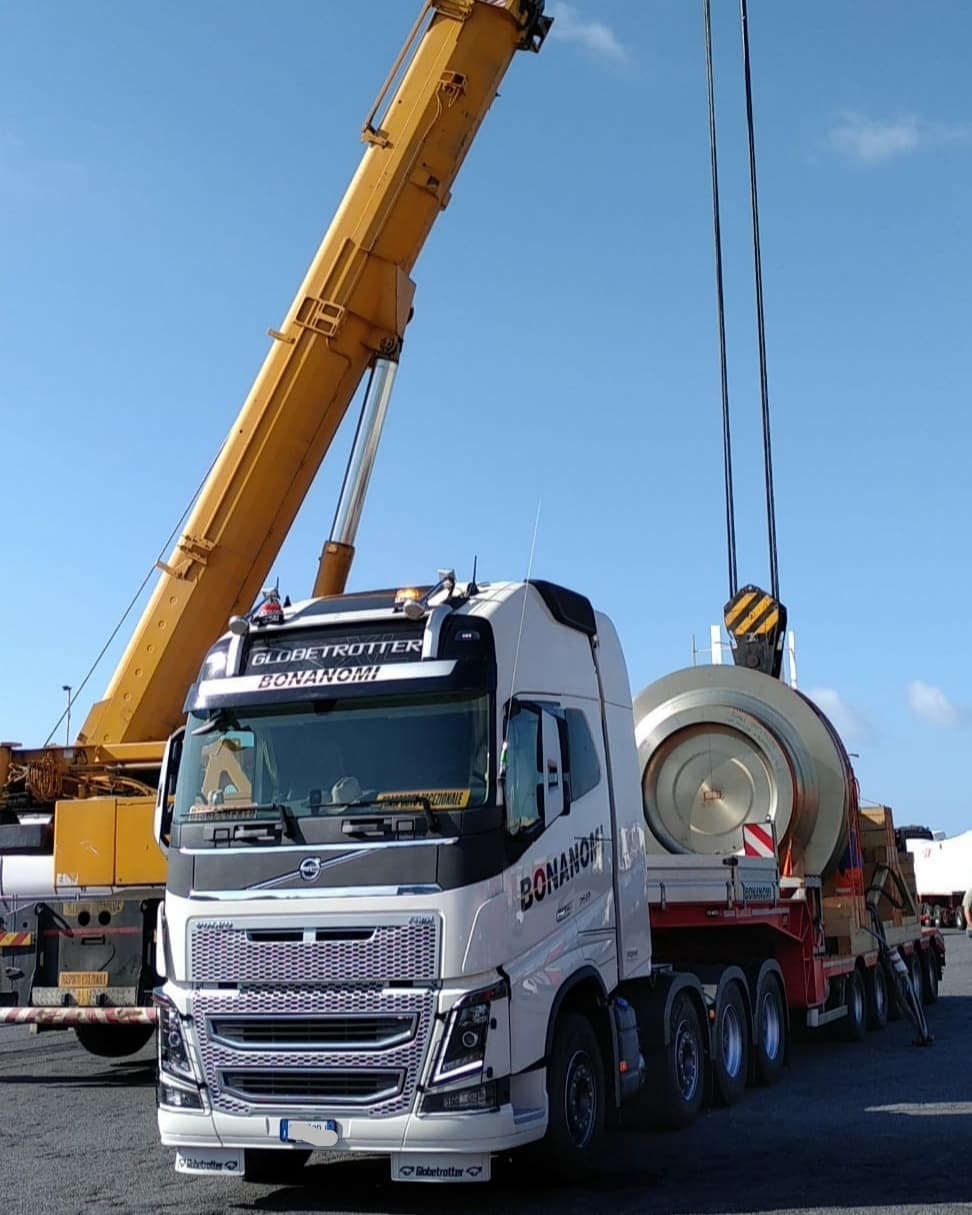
159,1097,546,1159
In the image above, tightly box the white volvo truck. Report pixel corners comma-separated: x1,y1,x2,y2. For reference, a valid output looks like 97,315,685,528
155,577,663,1182
153,575,937,1182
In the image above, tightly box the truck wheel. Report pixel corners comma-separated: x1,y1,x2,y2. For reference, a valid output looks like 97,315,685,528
243,1149,311,1185
840,969,866,1042
74,1024,155,1058
634,990,705,1130
865,962,888,1030
541,1012,606,1171
712,984,748,1107
921,948,940,1004
752,976,786,1086
908,949,924,1005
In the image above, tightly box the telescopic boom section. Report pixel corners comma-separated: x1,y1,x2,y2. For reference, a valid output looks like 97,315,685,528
79,0,548,748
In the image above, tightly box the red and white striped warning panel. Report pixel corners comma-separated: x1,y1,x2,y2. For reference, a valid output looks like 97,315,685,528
0,933,33,948
742,822,775,858
0,1006,157,1027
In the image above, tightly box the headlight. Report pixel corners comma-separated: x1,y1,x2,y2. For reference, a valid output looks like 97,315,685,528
155,993,196,1082
430,980,507,1086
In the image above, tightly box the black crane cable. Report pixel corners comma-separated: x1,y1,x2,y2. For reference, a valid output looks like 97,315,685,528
702,0,738,600
739,0,781,601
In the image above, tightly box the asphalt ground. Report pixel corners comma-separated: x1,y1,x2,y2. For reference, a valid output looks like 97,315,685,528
2,931,971,1215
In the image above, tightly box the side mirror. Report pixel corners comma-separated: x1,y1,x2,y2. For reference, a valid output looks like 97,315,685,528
154,726,185,854
540,710,568,825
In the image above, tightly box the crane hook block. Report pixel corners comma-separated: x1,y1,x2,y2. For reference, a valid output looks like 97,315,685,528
723,584,787,679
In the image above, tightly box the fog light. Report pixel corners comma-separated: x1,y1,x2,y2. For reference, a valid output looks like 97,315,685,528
421,1078,508,1114
158,1076,206,1111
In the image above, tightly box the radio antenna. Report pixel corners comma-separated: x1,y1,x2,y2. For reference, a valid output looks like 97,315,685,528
469,554,479,596
508,499,542,709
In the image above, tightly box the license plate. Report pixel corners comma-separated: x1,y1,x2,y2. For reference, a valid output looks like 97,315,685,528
391,1153,491,1183
58,971,109,989
175,1148,243,1176
280,1119,339,1148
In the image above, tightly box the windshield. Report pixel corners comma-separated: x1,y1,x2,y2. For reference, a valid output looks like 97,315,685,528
173,692,491,824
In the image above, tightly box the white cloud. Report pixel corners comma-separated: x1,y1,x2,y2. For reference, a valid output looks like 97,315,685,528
829,112,972,165
806,687,873,746
906,680,962,728
548,4,627,62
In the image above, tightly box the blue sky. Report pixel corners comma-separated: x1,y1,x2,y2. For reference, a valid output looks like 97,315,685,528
1,2,970,835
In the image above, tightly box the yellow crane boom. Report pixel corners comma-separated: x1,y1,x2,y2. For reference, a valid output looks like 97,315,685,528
80,0,549,747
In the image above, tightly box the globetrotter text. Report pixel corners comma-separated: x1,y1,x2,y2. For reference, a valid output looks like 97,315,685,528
251,639,422,666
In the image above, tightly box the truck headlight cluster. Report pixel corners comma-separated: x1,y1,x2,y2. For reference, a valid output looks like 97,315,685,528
430,979,507,1086
155,993,196,1082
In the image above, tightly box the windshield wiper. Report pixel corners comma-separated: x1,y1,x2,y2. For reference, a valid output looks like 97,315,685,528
336,797,438,839
199,802,299,844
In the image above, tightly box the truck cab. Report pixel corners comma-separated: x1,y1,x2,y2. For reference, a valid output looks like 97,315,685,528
155,578,653,1181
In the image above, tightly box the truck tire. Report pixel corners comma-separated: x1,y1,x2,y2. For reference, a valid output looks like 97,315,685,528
539,1011,606,1172
712,983,748,1107
751,975,786,1086
243,1149,311,1184
907,949,924,1006
634,991,705,1130
74,1024,155,1058
921,948,940,1004
840,969,866,1042
865,962,888,1030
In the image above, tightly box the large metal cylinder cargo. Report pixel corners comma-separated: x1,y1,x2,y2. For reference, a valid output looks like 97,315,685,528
633,665,855,877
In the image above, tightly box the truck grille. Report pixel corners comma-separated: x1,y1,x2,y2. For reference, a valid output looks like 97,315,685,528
188,917,438,984
193,985,435,1118
208,1014,416,1051
219,1068,403,1106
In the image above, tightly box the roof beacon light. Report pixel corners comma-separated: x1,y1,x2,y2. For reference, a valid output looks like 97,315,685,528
253,586,285,628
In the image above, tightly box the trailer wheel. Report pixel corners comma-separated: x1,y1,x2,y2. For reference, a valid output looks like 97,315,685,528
243,1149,311,1184
752,976,786,1086
712,983,748,1107
921,948,940,1005
540,1011,606,1170
908,949,924,1006
865,962,888,1030
74,1024,155,1058
840,969,866,1042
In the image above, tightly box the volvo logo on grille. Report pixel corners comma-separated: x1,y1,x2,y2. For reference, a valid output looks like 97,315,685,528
298,857,323,882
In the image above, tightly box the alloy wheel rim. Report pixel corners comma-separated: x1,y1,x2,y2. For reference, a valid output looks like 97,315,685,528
564,1049,596,1148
